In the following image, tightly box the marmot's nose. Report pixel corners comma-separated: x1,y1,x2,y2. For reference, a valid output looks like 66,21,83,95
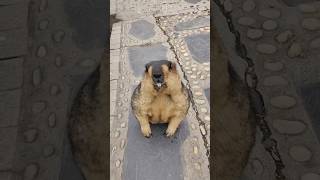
153,74,162,79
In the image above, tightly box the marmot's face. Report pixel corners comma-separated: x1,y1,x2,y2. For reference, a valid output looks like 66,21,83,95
145,60,176,91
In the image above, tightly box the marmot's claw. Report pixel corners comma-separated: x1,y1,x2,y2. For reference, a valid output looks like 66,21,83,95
141,124,152,138
166,127,177,137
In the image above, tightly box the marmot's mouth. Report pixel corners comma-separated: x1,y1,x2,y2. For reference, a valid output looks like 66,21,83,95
153,83,166,91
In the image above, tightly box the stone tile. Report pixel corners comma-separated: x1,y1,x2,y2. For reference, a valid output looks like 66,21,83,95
0,28,28,58
204,88,210,102
0,89,21,127
127,43,168,76
0,3,28,30
0,127,18,169
185,33,209,63
123,110,189,180
174,16,209,31
129,20,156,40
299,83,320,140
0,58,23,91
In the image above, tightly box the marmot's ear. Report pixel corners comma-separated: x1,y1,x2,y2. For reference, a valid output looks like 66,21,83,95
145,63,151,72
169,61,176,71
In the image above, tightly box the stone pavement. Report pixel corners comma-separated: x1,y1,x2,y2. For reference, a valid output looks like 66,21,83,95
110,0,210,179
214,0,320,179
0,0,106,179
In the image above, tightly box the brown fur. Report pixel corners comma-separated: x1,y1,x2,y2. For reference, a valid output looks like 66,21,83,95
131,61,190,137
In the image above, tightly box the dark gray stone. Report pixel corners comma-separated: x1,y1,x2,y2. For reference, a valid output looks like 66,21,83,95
59,136,85,180
204,88,210,102
123,107,189,180
129,20,156,40
174,16,209,31
185,33,210,63
184,0,201,4
281,0,319,7
299,83,320,140
0,58,23,90
128,44,168,76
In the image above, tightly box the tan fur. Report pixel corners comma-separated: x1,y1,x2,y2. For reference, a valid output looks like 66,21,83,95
131,63,190,137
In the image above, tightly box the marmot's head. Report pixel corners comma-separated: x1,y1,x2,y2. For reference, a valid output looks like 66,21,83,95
145,60,177,91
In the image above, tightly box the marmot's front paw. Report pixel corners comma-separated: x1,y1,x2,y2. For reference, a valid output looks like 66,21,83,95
166,126,177,137
141,124,152,138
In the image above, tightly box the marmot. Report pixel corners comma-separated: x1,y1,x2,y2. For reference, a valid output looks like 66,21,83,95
131,60,190,137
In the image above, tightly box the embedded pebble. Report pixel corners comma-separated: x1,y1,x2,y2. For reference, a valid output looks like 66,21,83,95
264,61,283,71
302,18,320,30
195,99,206,105
48,113,56,128
24,163,39,180
301,173,320,180
270,95,296,109
310,38,320,49
263,76,288,86
120,122,126,128
258,9,281,19
120,139,126,149
193,146,198,154
272,119,306,135
32,102,46,114
53,30,65,42
194,91,202,96
191,123,196,130
50,85,60,95
275,30,293,43
288,42,303,58
24,129,38,143
247,29,263,40
256,44,277,54
114,131,120,138
200,108,208,113
32,68,41,86
298,4,317,13
115,160,121,167
238,17,256,26
289,145,312,162
43,145,55,157
243,0,255,12
194,163,201,170
200,125,206,135
37,45,47,57
262,20,277,30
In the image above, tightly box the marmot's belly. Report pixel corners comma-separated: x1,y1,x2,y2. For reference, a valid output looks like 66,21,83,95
148,95,174,124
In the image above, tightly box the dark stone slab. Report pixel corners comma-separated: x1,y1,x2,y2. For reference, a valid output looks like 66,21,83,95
59,136,85,180
128,43,168,76
123,107,189,180
298,83,320,140
174,16,209,31
129,20,156,40
0,3,27,30
281,0,319,6
185,33,210,63
184,0,201,4
204,88,210,102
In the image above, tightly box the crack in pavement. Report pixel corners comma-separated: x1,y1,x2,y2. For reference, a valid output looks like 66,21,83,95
213,0,286,179
154,15,210,168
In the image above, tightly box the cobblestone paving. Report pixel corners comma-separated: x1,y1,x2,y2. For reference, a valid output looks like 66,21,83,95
110,0,210,179
214,0,320,179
